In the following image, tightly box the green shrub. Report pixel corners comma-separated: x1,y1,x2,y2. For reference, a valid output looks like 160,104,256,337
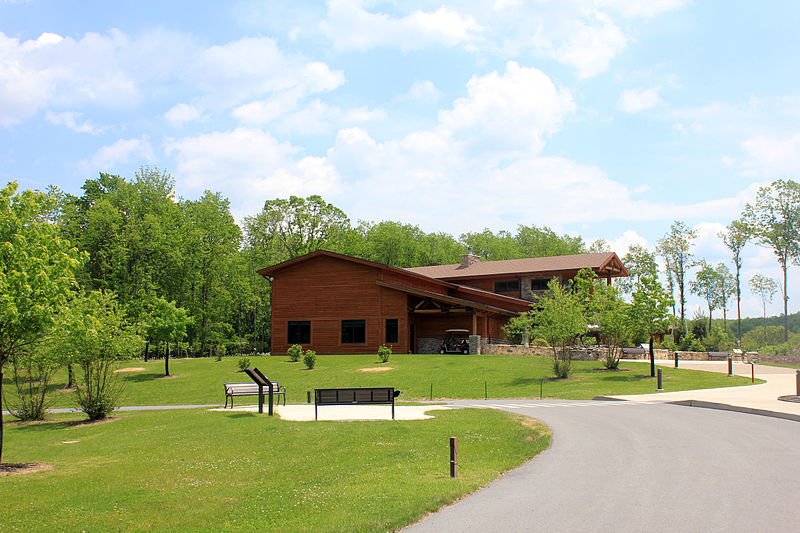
742,325,785,351
678,331,705,352
237,357,251,372
531,338,550,347
761,342,796,356
582,336,596,347
303,349,317,369
552,356,572,378
287,344,303,362
377,345,392,363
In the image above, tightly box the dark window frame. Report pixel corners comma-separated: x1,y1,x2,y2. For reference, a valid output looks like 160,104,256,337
287,320,311,344
494,280,520,293
341,319,366,344
530,278,551,291
385,318,399,344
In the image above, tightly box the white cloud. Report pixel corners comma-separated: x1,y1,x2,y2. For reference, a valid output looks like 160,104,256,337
164,128,342,214
45,110,106,134
598,0,688,19
316,1,685,77
438,61,575,155
618,87,661,113
88,135,154,170
547,11,627,79
320,0,482,51
163,103,204,126
189,37,344,111
404,80,442,103
233,94,385,134
607,230,649,257
0,30,341,127
0,29,196,126
741,133,800,177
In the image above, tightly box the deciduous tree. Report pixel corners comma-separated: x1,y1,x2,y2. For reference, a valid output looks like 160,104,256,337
657,220,696,334
743,179,800,342
574,269,631,369
0,182,83,463
630,272,673,377
617,244,657,295
690,260,722,333
719,219,751,341
531,280,587,378
58,291,144,420
145,297,191,377
749,274,777,348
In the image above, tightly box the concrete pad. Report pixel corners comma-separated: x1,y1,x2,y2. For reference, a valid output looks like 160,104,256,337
611,360,800,417
210,404,452,421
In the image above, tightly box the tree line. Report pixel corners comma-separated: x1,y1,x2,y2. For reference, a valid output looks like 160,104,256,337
2,168,799,460
619,179,800,354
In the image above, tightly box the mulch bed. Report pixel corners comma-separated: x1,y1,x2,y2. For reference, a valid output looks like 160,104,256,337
778,395,800,403
0,462,54,477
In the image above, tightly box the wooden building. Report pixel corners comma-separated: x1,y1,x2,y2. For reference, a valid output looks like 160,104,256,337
258,249,628,355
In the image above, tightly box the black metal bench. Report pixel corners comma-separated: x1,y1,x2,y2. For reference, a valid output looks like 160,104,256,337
224,382,286,409
707,351,730,360
314,387,401,420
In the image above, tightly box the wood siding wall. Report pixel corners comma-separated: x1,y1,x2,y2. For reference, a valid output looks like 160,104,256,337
269,255,519,355
271,255,409,355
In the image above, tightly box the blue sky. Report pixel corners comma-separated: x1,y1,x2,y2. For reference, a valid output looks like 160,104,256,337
3,0,800,319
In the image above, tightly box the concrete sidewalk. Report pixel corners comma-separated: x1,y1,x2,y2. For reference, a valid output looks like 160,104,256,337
611,360,800,418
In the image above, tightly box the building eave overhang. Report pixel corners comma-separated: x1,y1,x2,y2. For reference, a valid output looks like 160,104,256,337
376,280,523,316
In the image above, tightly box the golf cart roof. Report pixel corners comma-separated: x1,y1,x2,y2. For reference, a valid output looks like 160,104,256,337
445,329,469,333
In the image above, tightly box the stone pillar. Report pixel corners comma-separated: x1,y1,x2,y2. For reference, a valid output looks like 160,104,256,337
469,335,481,355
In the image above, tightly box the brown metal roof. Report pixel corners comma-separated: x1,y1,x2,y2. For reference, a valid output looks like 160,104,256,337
257,249,532,313
404,252,628,280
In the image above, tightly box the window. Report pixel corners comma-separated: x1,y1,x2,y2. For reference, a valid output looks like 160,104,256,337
530,279,550,291
287,321,311,344
342,319,366,344
385,319,399,344
494,280,520,293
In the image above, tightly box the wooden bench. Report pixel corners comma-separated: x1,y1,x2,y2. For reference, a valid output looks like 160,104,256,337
622,347,646,359
224,382,286,409
707,351,731,360
314,387,401,420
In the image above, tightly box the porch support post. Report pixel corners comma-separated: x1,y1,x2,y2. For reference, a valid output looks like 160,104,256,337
472,311,477,335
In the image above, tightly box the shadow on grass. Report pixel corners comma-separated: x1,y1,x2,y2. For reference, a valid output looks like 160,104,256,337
600,374,654,382
224,413,257,419
11,416,118,432
121,372,173,383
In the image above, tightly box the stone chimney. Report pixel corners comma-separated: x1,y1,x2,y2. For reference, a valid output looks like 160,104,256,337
460,246,481,268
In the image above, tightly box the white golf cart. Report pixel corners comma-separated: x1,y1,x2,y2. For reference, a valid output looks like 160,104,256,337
439,329,470,354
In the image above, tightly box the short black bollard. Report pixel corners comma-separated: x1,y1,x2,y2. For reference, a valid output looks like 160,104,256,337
430,383,433,401
450,437,458,478
539,378,543,399
796,370,800,396
751,362,755,383
674,351,679,368
728,356,733,377
484,380,487,400
657,368,663,391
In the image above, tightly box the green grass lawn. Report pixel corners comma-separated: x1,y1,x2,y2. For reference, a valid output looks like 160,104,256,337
0,407,549,532
754,360,800,369
2,354,761,410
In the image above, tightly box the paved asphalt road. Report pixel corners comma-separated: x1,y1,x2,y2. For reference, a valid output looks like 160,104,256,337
404,399,800,533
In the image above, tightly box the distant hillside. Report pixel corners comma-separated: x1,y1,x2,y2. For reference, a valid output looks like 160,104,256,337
723,312,800,336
